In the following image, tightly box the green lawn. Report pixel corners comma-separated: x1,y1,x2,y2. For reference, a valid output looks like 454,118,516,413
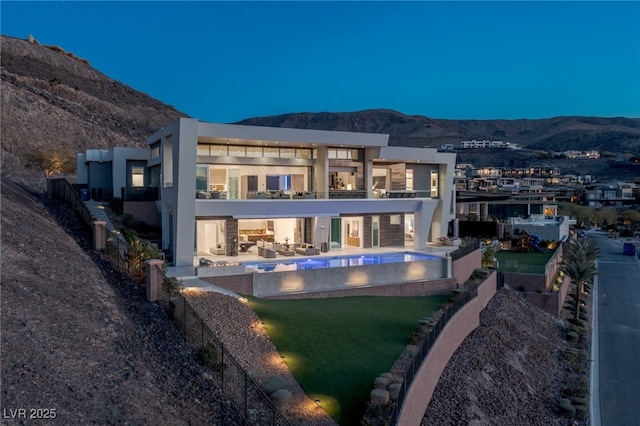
495,249,553,274
248,295,449,426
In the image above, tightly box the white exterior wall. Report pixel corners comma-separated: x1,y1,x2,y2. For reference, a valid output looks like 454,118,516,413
148,118,457,267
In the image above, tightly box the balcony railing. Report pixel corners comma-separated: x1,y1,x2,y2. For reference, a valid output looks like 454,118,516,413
195,190,427,200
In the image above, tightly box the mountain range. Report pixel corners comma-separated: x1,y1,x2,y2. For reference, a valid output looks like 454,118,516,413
2,34,639,183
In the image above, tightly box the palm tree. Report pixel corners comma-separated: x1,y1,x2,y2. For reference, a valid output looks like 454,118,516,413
563,237,599,321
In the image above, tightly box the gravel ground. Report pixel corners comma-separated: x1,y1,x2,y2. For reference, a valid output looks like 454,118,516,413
184,291,337,426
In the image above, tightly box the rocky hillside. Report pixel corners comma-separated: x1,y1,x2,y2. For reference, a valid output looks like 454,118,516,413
0,35,186,185
237,109,640,153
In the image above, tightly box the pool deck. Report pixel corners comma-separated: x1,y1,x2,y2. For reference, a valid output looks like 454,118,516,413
167,242,457,296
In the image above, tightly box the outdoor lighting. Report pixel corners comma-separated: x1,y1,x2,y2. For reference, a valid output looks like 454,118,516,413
315,399,321,404
281,355,286,359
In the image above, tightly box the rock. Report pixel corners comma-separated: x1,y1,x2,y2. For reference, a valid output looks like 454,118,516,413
374,376,390,389
270,389,292,409
370,389,390,406
388,383,402,400
263,375,289,393
380,372,394,381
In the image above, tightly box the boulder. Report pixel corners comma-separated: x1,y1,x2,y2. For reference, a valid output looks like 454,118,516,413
263,375,288,393
370,389,390,406
374,376,390,389
380,372,394,381
389,383,402,400
270,389,292,409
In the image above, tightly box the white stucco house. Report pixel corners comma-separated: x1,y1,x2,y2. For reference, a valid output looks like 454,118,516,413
80,118,457,267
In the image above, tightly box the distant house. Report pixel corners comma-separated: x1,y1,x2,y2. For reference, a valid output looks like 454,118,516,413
583,182,636,207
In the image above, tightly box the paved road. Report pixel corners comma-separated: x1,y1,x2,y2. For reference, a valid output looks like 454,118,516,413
589,231,640,426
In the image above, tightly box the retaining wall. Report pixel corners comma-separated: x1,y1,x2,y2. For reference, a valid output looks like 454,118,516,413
397,272,497,426
451,248,482,284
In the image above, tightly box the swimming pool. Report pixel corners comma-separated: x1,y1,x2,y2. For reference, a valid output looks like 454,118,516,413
244,252,439,273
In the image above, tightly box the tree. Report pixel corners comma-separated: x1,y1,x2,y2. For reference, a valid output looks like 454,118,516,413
597,207,618,228
26,150,76,178
563,237,598,321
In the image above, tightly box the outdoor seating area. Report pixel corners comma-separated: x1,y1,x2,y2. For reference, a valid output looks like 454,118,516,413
295,243,320,256
253,240,320,258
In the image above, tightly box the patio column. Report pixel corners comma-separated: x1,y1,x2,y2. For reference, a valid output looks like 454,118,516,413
92,221,107,251
145,259,165,302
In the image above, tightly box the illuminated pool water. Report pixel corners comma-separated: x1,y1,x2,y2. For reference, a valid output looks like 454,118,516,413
244,252,440,273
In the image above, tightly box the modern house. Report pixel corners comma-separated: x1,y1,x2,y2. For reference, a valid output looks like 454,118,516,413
79,118,457,268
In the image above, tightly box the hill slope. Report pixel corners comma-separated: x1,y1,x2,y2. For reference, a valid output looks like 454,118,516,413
237,109,640,153
1,35,186,184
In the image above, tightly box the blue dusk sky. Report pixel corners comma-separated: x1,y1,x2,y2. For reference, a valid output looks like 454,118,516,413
2,1,639,123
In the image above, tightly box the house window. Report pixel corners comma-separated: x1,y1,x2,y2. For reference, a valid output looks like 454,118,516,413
246,146,262,157
210,145,228,156
196,165,208,191
430,170,439,197
406,169,414,191
263,147,279,158
390,214,401,225
296,148,312,159
328,148,358,160
280,148,296,159
150,142,160,158
197,144,210,156
131,167,144,187
228,146,246,157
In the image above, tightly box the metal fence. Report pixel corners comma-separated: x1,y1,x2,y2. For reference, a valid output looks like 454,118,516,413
49,178,93,231
450,238,481,261
158,270,293,426
388,284,479,425
49,178,146,282
50,178,291,424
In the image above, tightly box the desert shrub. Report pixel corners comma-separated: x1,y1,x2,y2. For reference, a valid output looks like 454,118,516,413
558,401,576,416
574,404,588,416
564,348,579,360
198,343,224,372
572,396,588,406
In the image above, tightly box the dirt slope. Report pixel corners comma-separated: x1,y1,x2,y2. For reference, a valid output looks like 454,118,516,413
0,176,240,425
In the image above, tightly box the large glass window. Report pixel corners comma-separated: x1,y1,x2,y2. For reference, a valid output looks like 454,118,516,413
296,148,312,159
197,144,210,156
280,148,296,159
150,142,160,158
131,167,144,187
406,169,414,191
196,165,208,191
430,170,439,197
228,146,246,157
328,148,358,160
246,146,262,157
210,145,228,156
263,147,279,158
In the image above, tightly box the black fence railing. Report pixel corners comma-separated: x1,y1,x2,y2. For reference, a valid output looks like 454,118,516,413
450,238,481,261
122,186,159,201
50,177,292,424
388,284,479,425
158,271,293,426
50,178,146,282
49,178,93,231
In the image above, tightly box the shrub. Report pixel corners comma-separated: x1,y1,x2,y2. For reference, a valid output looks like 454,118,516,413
198,343,224,372
574,404,588,416
558,401,576,416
